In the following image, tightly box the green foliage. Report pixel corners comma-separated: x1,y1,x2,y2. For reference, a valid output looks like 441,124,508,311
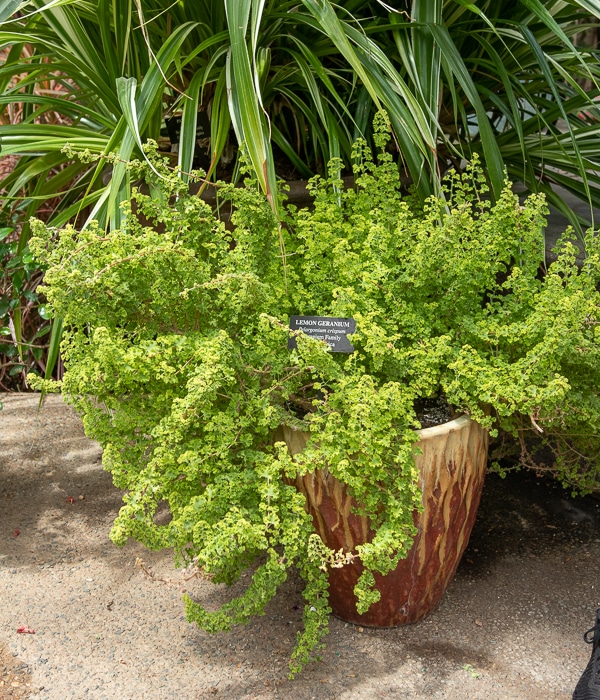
4,0,600,383
29,128,600,673
0,218,53,392
1,0,600,228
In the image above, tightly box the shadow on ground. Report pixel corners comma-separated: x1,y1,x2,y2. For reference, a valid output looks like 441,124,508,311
0,393,597,699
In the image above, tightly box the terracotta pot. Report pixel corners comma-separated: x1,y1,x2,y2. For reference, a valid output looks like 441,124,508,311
277,415,488,627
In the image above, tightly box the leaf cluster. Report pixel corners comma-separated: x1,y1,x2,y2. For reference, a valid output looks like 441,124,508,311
2,0,600,229
29,129,600,673
0,220,53,393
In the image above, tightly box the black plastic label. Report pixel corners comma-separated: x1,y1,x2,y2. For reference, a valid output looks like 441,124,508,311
288,316,356,353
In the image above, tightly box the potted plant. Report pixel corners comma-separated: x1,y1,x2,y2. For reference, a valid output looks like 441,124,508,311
29,118,600,675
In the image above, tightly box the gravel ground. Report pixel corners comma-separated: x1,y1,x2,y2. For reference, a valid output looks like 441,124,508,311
1,392,599,700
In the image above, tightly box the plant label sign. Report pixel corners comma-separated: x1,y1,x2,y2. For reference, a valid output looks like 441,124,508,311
288,316,356,353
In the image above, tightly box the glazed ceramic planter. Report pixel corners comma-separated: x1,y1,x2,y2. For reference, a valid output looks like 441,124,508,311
278,415,489,627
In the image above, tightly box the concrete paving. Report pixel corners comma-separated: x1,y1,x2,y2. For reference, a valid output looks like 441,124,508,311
1,394,600,699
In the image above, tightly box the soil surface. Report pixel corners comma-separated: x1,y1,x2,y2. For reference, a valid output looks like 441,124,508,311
1,393,600,700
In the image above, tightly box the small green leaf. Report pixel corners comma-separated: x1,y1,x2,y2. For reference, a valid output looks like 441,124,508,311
21,249,35,265
38,305,53,320
32,325,51,340
23,289,38,303
5,256,22,270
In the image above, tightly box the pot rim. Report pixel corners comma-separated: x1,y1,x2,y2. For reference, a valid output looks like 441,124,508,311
415,413,475,439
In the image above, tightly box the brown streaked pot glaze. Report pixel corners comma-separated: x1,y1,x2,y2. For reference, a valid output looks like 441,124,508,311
277,415,488,627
